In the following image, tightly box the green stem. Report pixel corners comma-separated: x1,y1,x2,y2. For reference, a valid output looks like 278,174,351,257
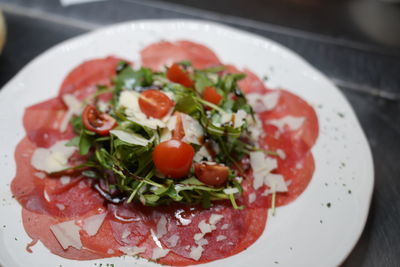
196,98,227,114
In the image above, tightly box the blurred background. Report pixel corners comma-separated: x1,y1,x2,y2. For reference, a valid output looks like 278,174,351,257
0,0,399,266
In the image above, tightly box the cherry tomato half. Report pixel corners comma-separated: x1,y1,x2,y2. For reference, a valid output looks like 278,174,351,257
152,139,195,179
166,63,194,88
172,112,185,140
202,86,223,107
139,89,174,119
194,163,229,186
82,104,117,136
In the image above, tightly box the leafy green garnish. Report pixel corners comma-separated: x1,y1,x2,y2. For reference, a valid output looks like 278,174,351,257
64,61,258,209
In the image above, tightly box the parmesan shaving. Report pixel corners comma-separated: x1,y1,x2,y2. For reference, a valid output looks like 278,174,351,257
166,234,179,248
50,220,82,250
216,235,227,241
276,149,286,159
268,115,305,132
223,188,239,195
156,215,167,238
181,113,204,145
34,172,46,179
248,192,256,204
82,213,107,236
151,247,170,260
119,90,172,129
189,245,204,261
59,94,83,132
193,146,213,162
246,91,280,112
60,175,71,185
234,110,247,128
31,140,76,173
119,246,146,256
110,130,153,146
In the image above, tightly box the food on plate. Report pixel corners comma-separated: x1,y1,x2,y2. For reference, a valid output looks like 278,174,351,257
11,40,318,265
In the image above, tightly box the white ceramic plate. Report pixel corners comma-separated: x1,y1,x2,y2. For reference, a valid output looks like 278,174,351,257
0,20,373,267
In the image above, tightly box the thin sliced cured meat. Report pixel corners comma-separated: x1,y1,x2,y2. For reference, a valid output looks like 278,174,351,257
22,208,102,260
11,137,104,217
225,65,270,94
141,41,221,71
59,56,123,99
11,41,319,266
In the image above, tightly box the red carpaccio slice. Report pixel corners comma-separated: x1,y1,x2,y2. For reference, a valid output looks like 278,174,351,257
141,40,221,71
11,42,319,266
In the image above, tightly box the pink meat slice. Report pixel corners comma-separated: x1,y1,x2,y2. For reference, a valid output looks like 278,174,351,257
140,40,221,71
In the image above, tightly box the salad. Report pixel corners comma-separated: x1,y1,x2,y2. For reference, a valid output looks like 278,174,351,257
11,40,318,265
61,61,259,209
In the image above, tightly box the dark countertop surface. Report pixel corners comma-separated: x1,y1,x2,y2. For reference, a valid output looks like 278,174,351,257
0,0,399,266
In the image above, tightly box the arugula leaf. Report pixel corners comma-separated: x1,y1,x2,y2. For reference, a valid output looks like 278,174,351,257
79,130,94,155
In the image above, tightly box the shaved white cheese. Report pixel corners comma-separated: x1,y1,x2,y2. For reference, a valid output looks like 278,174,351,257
220,113,232,125
234,110,247,128
55,203,65,210
119,90,172,129
247,114,264,142
60,94,83,132
221,224,230,230
43,190,51,202
119,246,146,256
159,128,172,142
156,215,167,238
246,92,280,112
31,140,76,173
107,249,115,255
223,188,239,195
34,172,46,179
268,116,305,132
216,235,227,241
209,214,224,225
296,162,303,169
248,192,256,204
194,233,204,241
195,213,224,241
166,234,179,248
82,213,107,237
250,152,278,190
181,113,204,145
193,146,212,162
166,115,177,131
264,174,288,193
60,176,71,185
62,94,82,115
50,220,82,250
110,130,153,146
197,220,213,238
189,245,204,261
276,149,286,159
121,228,130,243
195,238,208,246
97,100,109,112
151,247,170,260
78,180,86,189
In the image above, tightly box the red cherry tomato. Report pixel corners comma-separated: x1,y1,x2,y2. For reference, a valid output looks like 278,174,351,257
172,112,185,140
166,63,194,88
82,104,117,136
202,86,223,107
139,89,174,118
194,163,229,186
152,139,195,178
